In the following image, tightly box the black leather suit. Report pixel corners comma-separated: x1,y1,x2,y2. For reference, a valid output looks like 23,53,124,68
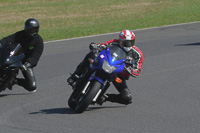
0,30,44,91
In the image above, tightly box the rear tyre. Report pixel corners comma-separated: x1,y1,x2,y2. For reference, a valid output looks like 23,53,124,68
75,80,102,113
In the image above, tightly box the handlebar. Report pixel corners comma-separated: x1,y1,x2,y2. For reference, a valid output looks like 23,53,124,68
124,66,135,77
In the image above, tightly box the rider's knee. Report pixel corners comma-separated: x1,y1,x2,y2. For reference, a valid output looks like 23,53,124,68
28,82,37,91
121,89,132,104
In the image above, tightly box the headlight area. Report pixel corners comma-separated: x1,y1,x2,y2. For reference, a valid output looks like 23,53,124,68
102,60,117,73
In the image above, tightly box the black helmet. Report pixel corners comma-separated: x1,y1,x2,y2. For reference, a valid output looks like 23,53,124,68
24,18,40,37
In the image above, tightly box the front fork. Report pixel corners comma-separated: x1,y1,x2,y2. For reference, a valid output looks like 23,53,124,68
92,81,110,103
80,79,110,103
80,70,111,103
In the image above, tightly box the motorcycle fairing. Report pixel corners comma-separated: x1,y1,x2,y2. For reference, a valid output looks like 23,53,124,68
3,54,24,67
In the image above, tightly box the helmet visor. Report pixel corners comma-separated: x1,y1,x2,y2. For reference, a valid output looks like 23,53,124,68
26,27,39,37
122,40,135,47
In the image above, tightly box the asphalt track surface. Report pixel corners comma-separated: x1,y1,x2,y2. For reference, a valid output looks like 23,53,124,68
0,22,200,133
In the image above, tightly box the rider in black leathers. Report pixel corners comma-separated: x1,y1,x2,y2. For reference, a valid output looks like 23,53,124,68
0,18,44,92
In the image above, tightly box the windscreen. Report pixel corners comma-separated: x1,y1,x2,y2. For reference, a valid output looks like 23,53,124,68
0,43,23,65
108,45,126,61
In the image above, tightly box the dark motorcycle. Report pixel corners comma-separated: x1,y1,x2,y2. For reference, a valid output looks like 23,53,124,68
0,44,24,92
68,44,133,113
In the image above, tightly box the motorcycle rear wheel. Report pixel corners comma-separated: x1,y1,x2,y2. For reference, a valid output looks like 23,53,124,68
75,80,101,113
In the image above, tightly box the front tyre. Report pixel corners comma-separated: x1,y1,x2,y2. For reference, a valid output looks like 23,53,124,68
68,88,80,110
0,70,17,92
75,80,102,113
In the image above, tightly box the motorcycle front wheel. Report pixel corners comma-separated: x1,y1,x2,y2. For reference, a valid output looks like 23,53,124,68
75,80,102,113
0,70,16,92
68,87,82,110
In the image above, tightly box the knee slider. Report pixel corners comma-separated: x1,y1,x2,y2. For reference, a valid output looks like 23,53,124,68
121,89,132,104
28,82,37,91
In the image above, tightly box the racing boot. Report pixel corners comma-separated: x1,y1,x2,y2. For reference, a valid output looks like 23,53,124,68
106,92,132,105
7,78,18,90
67,51,96,86
96,94,108,105
67,62,86,86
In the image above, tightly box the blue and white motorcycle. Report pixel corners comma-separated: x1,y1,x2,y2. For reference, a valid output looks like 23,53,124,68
68,44,132,113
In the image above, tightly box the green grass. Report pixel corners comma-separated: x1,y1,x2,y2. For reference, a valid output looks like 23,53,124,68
0,0,200,42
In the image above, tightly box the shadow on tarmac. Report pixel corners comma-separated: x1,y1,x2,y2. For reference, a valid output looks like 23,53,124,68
0,93,29,97
30,106,125,115
175,42,200,46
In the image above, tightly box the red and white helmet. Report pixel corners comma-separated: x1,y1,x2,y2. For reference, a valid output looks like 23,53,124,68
119,30,135,50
